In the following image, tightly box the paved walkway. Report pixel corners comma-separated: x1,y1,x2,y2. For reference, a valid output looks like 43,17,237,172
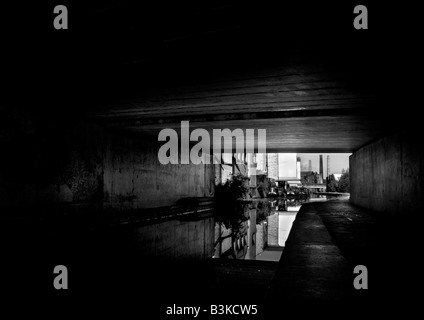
264,199,420,317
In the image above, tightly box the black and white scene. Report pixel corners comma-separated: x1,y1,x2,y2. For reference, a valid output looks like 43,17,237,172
2,1,422,318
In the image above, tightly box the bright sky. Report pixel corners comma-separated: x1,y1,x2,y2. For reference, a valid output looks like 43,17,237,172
298,153,351,177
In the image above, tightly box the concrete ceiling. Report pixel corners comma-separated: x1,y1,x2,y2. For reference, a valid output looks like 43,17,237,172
87,58,390,153
14,1,412,153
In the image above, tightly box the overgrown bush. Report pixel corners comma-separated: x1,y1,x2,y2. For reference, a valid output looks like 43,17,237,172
326,169,350,193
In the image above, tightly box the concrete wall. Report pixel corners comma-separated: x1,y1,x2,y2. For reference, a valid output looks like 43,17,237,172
0,115,104,210
103,129,215,210
350,131,424,216
0,109,215,215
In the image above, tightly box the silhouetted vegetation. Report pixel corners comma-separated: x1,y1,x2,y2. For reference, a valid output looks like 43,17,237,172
256,200,274,224
327,169,350,193
215,173,250,235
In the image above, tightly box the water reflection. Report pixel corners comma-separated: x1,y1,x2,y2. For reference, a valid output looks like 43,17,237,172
214,197,308,261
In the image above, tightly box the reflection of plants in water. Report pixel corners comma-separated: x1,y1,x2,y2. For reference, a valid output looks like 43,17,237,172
214,173,250,256
286,198,308,208
215,173,250,231
255,200,275,225
271,195,309,211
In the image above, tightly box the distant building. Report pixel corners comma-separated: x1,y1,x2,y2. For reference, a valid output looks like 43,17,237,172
266,153,301,186
255,153,267,174
267,153,279,180
301,171,314,184
296,156,301,179
277,153,301,186
301,171,323,185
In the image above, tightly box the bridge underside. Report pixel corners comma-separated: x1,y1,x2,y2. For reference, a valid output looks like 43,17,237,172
83,47,395,153
15,2,414,154
88,61,390,153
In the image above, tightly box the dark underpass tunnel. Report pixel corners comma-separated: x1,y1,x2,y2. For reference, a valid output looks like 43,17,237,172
2,1,423,317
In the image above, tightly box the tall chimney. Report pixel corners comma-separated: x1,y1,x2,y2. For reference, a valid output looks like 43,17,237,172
319,155,323,176
308,160,312,172
327,155,330,178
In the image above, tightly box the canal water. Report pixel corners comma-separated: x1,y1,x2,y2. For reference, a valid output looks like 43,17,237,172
111,195,330,262
5,193,341,308
213,198,305,262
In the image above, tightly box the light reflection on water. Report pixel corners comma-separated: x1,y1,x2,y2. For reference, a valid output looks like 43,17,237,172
214,198,307,261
